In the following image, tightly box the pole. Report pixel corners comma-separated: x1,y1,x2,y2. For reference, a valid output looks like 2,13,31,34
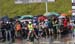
45,1,48,13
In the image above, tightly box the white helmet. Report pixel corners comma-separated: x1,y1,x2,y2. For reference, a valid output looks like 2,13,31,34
6,21,9,24
29,21,32,24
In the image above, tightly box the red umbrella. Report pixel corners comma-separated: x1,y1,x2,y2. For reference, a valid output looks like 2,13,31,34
38,16,47,22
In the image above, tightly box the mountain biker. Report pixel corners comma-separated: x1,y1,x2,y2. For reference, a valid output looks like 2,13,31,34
27,21,38,40
27,22,34,40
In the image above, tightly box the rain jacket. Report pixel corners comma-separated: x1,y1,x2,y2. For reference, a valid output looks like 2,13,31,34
28,24,34,31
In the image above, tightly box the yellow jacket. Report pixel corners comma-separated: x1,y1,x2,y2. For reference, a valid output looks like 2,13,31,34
28,24,34,31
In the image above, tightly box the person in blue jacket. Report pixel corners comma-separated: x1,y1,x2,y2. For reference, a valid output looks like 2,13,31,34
48,19,53,35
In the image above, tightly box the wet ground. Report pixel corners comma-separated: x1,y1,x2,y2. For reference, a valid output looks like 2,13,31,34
0,33,75,44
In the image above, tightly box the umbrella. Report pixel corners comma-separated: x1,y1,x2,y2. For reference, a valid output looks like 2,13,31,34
19,15,33,20
44,12,60,16
58,16,65,19
44,12,51,16
1,16,9,22
61,13,67,16
38,16,47,21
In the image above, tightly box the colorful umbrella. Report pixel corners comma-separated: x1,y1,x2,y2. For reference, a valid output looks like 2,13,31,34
44,12,60,16
61,13,67,16
38,16,47,22
58,16,65,19
2,16,9,22
19,15,33,20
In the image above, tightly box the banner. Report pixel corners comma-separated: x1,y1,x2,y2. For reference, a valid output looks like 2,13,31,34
15,0,55,4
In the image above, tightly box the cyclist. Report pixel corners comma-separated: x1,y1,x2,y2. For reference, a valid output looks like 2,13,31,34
27,21,38,40
27,22,34,40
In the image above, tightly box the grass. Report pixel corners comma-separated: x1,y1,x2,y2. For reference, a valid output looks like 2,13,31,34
0,0,72,18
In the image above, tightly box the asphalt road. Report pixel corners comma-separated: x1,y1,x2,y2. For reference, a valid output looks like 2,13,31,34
0,33,75,44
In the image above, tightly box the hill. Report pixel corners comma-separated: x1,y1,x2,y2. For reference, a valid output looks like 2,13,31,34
0,0,72,17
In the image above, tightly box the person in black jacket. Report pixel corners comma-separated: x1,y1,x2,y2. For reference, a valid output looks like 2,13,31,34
5,21,11,41
9,18,15,42
5,18,15,42
52,17,58,35
1,21,6,42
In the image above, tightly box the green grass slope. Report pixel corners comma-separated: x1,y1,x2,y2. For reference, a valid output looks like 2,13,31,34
0,0,71,17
